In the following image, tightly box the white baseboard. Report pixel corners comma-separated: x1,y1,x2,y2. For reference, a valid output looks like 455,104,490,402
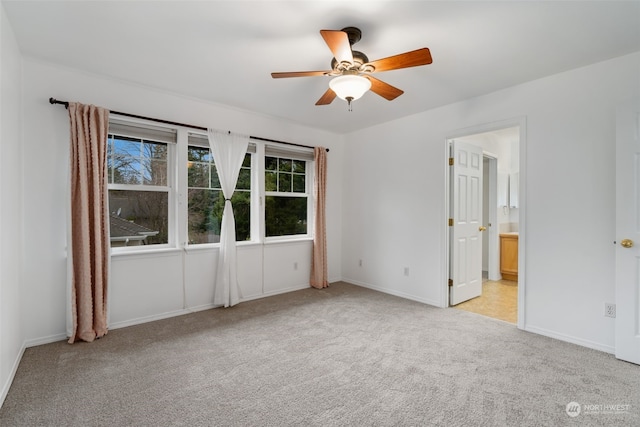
524,325,615,354
109,308,192,331
1,342,26,408
109,285,312,330
244,283,311,302
25,333,68,348
184,303,218,313
343,278,442,307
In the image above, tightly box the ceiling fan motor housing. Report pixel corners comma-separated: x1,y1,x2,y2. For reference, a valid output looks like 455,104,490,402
331,50,370,72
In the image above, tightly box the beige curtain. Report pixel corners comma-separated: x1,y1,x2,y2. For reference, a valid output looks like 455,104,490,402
68,102,110,343
310,147,329,289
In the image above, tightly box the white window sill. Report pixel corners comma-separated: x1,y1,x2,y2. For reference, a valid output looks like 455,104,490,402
264,236,313,245
110,237,314,258
110,247,183,259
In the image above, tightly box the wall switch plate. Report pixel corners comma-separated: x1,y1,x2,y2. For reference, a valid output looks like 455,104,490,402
605,303,616,318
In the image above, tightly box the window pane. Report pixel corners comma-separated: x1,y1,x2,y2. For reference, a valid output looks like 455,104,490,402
292,174,305,192
188,146,210,162
211,165,221,189
232,191,251,241
237,168,251,191
187,152,251,244
188,188,221,244
279,173,292,192
112,138,141,184
265,196,307,237
188,163,209,188
144,141,167,161
145,159,167,186
114,138,140,158
292,160,306,173
187,189,251,243
109,136,140,185
278,159,292,172
109,136,168,186
108,190,168,246
143,142,167,186
265,156,277,171
242,153,251,168
113,155,141,185
265,171,276,191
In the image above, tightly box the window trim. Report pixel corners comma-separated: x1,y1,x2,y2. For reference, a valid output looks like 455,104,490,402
107,117,177,252
263,150,314,242
185,137,253,246
106,116,316,254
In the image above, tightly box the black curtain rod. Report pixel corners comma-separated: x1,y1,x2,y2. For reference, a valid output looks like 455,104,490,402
49,98,328,152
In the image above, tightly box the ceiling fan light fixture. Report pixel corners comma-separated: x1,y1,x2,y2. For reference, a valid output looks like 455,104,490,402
329,74,371,102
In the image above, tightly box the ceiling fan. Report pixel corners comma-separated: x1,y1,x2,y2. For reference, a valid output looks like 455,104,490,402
271,27,432,110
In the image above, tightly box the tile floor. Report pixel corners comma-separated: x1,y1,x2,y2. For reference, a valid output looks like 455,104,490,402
453,279,518,324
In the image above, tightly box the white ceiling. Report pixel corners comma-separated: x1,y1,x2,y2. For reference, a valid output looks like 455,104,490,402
4,1,640,134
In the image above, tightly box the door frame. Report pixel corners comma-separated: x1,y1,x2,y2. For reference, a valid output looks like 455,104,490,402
483,154,500,281
442,117,527,330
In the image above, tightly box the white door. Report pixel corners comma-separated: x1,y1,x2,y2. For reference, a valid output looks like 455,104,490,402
616,97,640,365
450,140,484,305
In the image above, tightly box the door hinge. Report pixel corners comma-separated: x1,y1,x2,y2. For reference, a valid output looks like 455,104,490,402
448,218,453,226
448,279,453,287
449,157,454,166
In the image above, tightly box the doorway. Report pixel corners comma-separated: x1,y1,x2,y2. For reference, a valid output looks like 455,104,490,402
445,119,525,328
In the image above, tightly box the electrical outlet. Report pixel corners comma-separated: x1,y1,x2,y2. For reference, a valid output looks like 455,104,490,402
358,259,362,267
404,267,410,277
605,303,616,318
293,262,298,270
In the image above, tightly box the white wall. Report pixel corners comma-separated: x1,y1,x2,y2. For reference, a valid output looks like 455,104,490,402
20,58,344,343
0,2,24,406
7,24,638,405
341,52,640,353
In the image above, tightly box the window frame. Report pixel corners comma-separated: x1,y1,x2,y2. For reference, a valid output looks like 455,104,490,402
106,117,316,254
185,132,254,246
107,117,177,253
263,146,314,243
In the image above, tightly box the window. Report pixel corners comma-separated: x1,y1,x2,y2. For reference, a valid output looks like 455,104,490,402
187,134,252,244
107,121,175,247
106,118,314,251
265,153,311,238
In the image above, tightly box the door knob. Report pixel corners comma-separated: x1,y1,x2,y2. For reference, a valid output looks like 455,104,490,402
479,226,487,232
621,239,634,248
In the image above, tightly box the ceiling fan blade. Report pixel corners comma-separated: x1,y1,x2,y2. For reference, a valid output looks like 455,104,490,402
320,30,353,64
315,88,337,105
271,71,331,79
366,76,404,101
366,48,432,72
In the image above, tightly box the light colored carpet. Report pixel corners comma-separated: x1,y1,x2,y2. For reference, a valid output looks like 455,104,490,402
1,282,638,426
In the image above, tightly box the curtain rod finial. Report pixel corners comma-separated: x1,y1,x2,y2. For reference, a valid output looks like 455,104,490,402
49,97,69,109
